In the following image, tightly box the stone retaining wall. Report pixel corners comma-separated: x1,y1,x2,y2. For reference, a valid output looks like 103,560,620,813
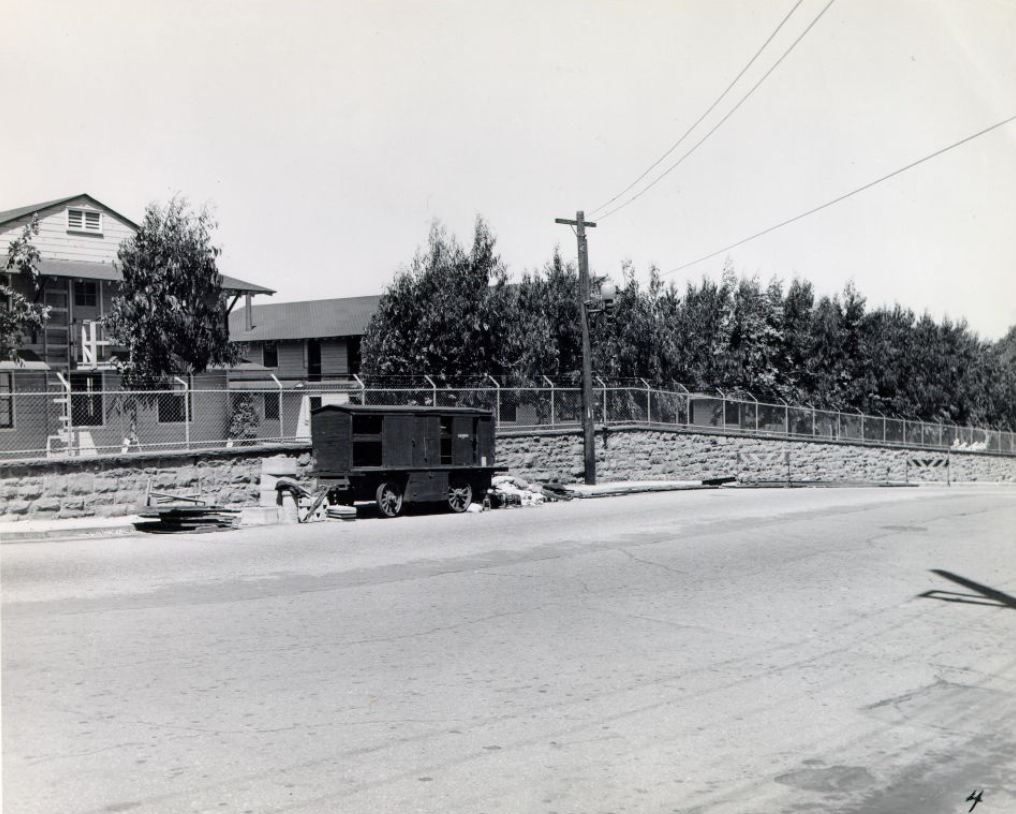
2,428,1014,522
0,446,314,523
497,427,1016,486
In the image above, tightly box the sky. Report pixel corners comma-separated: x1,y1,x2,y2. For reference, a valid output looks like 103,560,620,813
3,0,1015,339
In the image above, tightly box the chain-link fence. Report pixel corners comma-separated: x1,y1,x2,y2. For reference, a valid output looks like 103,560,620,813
1,375,1013,462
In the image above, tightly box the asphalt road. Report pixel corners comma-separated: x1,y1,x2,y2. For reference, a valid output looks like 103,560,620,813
3,485,1015,814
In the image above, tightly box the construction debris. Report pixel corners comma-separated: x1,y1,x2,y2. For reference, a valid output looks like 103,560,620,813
489,475,547,508
274,477,333,522
136,479,241,533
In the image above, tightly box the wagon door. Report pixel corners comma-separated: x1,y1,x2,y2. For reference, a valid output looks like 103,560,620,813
412,415,440,466
382,414,413,468
476,415,495,467
451,416,477,465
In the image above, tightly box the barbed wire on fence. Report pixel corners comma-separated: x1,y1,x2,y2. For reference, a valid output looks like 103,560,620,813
1,378,1012,463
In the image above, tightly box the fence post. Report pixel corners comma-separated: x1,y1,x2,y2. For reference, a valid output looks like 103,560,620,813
486,374,501,428
271,374,285,441
424,374,437,407
596,377,607,426
352,373,367,407
641,378,652,424
675,382,689,426
780,398,789,437
174,376,190,451
717,388,727,432
745,390,759,433
55,371,74,456
543,375,556,427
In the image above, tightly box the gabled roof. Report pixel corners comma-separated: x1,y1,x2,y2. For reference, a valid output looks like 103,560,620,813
229,295,381,342
1,194,274,295
0,194,140,230
0,258,274,295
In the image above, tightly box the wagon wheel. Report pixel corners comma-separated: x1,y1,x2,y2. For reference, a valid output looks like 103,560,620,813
375,481,404,518
447,478,473,513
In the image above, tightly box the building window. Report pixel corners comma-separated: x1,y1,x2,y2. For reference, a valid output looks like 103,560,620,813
264,392,280,420
67,208,102,233
70,372,104,427
262,341,278,368
0,373,13,429
158,378,192,423
306,339,322,382
74,281,98,307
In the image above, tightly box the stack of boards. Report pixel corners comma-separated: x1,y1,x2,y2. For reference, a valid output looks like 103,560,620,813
326,505,357,521
137,505,241,533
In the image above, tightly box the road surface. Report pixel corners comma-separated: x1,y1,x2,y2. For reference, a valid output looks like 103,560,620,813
3,485,1015,814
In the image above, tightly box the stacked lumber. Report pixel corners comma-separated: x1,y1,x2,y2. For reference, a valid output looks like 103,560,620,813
136,477,240,534
136,506,241,533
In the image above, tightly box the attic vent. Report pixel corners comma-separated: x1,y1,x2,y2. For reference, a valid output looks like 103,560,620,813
67,208,102,233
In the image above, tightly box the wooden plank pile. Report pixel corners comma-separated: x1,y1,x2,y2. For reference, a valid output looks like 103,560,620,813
136,479,241,533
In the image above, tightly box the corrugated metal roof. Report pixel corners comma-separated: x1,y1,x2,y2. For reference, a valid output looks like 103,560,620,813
0,194,140,230
229,296,381,341
8,259,274,294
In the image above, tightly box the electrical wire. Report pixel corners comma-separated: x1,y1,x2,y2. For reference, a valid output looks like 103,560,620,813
597,0,836,222
661,114,1016,276
589,0,806,218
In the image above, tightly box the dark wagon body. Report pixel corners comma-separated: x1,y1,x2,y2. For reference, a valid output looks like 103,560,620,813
311,404,503,517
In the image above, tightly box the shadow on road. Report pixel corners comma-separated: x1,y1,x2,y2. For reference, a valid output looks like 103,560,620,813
920,569,1016,610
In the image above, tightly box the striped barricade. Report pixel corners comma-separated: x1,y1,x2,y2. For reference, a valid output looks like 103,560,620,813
906,454,950,485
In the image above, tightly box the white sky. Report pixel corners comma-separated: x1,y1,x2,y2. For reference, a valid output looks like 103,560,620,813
3,0,1015,339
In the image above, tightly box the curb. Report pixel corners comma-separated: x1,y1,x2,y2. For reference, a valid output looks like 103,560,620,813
1,517,142,543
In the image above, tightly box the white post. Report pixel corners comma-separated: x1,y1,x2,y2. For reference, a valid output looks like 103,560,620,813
174,376,190,451
424,374,437,407
641,378,652,424
596,377,607,426
56,371,74,455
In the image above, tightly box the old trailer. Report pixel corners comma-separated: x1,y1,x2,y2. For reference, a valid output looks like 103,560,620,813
310,404,503,518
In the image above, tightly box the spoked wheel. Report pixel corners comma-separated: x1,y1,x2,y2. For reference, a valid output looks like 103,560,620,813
447,478,473,513
375,481,404,518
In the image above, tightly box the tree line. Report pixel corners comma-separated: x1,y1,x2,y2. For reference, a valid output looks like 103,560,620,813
361,218,1016,431
5,206,1013,431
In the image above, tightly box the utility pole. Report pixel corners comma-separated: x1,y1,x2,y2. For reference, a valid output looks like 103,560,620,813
555,210,597,485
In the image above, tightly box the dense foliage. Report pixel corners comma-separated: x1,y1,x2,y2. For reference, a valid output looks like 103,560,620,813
105,197,240,387
361,220,1016,430
1,217,49,362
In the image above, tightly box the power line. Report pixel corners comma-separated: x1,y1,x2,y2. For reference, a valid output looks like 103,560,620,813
661,114,1016,277
597,0,836,222
589,0,806,218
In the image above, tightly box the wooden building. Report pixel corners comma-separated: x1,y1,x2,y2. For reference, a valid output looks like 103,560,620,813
0,194,274,456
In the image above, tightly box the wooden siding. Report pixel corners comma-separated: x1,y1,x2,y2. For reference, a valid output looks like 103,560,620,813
321,339,349,377
0,196,134,264
278,341,306,378
239,339,357,382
